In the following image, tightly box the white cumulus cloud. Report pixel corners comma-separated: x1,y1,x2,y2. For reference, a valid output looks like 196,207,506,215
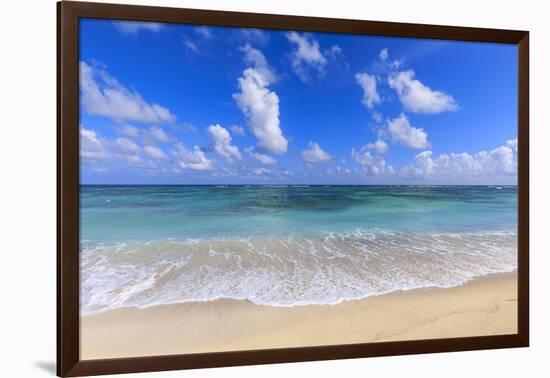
80,61,175,124
174,143,214,171
351,147,393,176
400,139,518,181
245,147,276,165
301,142,331,163
240,44,276,83
254,167,271,176
146,126,170,143
326,45,343,59
80,126,144,166
388,70,458,114
365,139,389,154
387,113,430,149
114,137,140,154
355,73,381,108
80,127,109,160
371,111,384,123
144,146,168,160
285,32,327,81
233,45,288,155
116,124,140,139
208,124,242,161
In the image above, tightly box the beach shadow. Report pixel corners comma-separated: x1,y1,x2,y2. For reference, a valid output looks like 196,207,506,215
34,361,56,375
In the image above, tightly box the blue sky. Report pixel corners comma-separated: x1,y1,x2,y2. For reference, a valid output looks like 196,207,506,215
79,19,518,184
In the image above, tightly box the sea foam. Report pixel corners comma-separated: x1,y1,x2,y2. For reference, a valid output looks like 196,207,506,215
80,229,517,315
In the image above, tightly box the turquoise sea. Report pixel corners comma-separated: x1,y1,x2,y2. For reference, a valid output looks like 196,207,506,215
80,185,518,315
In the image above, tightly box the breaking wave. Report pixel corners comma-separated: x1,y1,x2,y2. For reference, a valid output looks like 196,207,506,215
80,229,517,315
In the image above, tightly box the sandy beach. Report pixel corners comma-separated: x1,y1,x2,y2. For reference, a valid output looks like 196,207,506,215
80,272,517,360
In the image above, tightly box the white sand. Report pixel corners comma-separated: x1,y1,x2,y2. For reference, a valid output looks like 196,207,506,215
81,272,517,360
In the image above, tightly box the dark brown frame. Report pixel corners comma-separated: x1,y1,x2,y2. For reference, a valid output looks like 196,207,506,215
57,1,529,376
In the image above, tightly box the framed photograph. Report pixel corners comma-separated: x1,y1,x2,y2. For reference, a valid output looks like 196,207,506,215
57,1,529,376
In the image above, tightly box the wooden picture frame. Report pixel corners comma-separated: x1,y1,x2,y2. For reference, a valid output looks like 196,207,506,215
58,1,529,376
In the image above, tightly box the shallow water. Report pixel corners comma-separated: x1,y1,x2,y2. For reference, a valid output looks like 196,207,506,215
80,185,517,315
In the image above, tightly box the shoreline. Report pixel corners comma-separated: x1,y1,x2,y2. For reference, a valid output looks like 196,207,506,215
81,271,517,360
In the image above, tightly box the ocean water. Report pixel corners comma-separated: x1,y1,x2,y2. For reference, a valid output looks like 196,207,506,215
80,185,518,315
